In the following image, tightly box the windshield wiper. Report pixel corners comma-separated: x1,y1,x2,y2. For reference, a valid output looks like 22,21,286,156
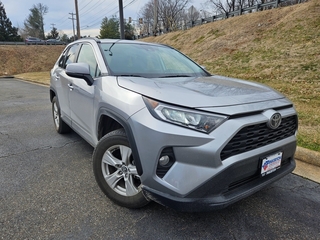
159,74,192,78
115,74,145,78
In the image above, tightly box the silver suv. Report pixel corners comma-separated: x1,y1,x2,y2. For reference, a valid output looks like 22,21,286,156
50,38,298,211
25,37,45,45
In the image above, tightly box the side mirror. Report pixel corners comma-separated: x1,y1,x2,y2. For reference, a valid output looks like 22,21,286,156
66,63,94,86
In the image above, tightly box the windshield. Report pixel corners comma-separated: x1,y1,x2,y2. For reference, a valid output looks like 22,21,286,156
100,43,210,78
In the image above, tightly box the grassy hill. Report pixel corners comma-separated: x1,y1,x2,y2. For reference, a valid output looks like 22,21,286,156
141,0,320,151
0,45,64,76
0,0,319,151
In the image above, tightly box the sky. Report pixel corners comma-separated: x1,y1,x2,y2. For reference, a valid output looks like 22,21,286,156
1,0,207,38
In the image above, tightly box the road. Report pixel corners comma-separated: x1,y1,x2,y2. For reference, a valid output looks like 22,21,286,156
0,78,319,240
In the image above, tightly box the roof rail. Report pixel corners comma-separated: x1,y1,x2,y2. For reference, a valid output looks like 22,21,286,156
75,37,101,43
93,37,101,43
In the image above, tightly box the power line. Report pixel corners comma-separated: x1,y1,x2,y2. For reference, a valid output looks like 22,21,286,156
123,0,138,9
80,0,105,16
78,0,93,11
79,0,116,24
81,0,138,29
80,4,119,28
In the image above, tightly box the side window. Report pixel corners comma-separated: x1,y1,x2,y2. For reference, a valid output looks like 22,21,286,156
63,44,80,68
58,50,67,68
77,44,101,78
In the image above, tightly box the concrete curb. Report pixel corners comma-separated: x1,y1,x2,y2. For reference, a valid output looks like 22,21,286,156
0,75,14,78
1,76,50,87
295,146,320,168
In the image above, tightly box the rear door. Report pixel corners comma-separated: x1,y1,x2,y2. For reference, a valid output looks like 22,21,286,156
53,43,80,126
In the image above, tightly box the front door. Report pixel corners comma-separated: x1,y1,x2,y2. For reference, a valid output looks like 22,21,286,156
69,43,101,145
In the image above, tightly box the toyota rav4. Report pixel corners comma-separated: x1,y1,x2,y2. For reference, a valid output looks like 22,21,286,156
50,38,298,211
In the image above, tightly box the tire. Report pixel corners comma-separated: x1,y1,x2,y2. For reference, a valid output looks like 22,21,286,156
52,96,71,134
93,129,149,209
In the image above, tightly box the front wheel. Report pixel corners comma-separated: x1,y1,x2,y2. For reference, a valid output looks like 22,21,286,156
93,129,149,208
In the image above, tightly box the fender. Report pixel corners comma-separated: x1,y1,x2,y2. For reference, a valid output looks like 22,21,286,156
97,107,144,176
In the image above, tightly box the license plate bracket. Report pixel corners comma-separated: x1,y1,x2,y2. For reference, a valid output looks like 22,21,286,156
260,152,283,177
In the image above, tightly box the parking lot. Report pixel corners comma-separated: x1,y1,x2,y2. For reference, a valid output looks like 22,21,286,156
0,78,319,239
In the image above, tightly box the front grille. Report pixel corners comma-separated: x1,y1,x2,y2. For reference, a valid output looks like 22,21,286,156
220,115,297,161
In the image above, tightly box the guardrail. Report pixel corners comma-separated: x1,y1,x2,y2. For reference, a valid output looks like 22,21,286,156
0,41,25,45
0,41,67,45
186,0,301,28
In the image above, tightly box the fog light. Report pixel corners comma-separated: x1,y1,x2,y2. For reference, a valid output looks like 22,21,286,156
156,147,175,178
159,155,170,166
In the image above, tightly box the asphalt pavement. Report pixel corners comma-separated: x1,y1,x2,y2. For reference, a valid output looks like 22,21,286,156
1,78,319,239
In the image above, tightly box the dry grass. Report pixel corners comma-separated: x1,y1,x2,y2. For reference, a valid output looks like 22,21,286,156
0,45,64,75
0,0,319,151
14,72,50,85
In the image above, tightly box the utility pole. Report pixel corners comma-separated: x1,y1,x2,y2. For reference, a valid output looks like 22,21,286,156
69,12,76,41
153,0,158,36
119,0,125,39
75,0,81,39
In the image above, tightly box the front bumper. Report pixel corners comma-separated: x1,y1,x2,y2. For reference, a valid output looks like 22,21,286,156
142,155,295,212
129,104,297,211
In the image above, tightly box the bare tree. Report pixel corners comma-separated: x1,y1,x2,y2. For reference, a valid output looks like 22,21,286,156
139,0,189,33
139,0,155,35
208,0,270,14
208,0,237,14
187,5,200,24
158,0,189,31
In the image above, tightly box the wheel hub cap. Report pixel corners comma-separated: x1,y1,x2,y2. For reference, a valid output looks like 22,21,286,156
121,165,128,173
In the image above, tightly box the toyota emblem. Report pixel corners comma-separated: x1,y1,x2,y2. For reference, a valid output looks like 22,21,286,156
267,113,282,129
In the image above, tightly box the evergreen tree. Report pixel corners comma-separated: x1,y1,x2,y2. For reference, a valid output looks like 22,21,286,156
124,23,135,40
23,3,48,39
60,33,69,43
99,17,120,39
0,1,22,41
46,27,59,39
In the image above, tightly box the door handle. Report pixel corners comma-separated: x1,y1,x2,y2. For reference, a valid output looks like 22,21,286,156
68,83,74,91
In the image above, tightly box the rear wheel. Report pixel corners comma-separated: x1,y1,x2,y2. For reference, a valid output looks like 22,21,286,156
52,96,71,134
93,129,149,208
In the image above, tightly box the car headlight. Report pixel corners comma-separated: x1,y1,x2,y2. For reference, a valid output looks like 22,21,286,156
143,97,227,133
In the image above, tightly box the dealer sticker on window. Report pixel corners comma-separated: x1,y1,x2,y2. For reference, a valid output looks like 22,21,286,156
261,152,282,176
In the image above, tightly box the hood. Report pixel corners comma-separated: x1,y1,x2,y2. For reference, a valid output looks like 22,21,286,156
117,75,285,108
